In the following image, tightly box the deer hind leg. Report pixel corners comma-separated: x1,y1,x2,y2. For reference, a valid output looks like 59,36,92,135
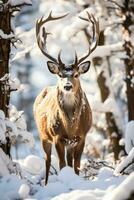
42,140,52,185
73,139,85,175
55,141,66,170
67,148,74,167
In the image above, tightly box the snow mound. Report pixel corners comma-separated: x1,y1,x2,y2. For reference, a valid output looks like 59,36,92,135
98,167,114,180
18,183,30,199
35,182,68,199
22,155,43,175
58,166,81,184
0,175,27,200
51,189,104,200
103,172,134,200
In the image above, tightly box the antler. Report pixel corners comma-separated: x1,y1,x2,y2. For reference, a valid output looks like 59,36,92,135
74,12,99,66
36,11,68,64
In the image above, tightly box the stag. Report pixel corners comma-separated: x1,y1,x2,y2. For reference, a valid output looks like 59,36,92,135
34,11,99,185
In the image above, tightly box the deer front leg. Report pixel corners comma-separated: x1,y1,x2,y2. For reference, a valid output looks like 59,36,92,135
55,141,66,170
73,139,85,174
42,141,52,185
67,148,74,167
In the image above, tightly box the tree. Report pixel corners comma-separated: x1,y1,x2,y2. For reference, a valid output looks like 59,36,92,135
121,0,134,121
93,41,124,160
109,0,134,121
0,0,32,156
81,2,125,160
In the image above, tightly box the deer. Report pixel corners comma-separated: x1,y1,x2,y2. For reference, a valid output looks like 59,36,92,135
34,11,99,185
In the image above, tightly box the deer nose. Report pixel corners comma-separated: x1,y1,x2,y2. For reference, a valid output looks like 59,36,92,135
64,85,73,91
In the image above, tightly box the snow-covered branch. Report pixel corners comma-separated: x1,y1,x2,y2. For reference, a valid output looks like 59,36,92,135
0,74,21,91
103,172,134,200
0,29,14,39
115,148,134,174
0,109,35,148
8,0,32,6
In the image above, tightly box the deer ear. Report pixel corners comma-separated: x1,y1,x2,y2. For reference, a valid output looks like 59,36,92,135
78,61,90,74
47,61,60,74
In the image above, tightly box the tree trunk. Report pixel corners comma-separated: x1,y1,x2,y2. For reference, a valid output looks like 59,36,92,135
93,31,124,160
0,1,12,156
122,0,134,121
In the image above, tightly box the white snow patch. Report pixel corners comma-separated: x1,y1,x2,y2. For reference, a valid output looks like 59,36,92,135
0,110,6,144
18,183,30,199
98,167,114,180
115,147,134,174
125,121,134,154
8,0,32,6
0,174,27,200
21,155,43,175
58,166,81,184
103,172,134,200
0,29,14,39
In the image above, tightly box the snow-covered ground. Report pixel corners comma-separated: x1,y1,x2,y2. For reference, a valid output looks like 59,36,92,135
0,154,124,200
1,121,134,200
0,153,134,200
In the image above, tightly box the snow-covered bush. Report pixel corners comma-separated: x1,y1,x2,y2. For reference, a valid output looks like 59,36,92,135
0,109,34,149
80,157,114,179
0,148,21,176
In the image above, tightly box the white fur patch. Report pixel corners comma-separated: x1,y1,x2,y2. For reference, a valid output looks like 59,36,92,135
63,91,75,106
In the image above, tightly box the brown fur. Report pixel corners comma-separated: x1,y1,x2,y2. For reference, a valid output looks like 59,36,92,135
34,84,92,185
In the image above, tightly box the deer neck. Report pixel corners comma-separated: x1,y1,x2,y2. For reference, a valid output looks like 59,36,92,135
56,86,83,121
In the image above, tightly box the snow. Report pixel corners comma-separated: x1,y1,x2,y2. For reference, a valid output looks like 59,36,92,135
52,189,104,200
9,107,35,148
0,110,5,120
9,76,21,91
0,74,21,91
8,0,32,6
125,121,134,154
114,121,134,174
18,183,30,199
0,111,6,144
0,148,10,175
114,147,134,174
103,172,134,200
5,119,18,144
0,29,14,39
0,107,34,149
0,158,127,200
11,44,35,62
21,155,43,175
0,174,27,200
0,148,21,176
92,97,118,113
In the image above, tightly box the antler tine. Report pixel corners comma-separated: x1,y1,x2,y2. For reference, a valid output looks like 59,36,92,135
44,11,68,23
58,50,64,66
76,12,99,65
89,13,99,54
36,11,68,64
74,50,78,66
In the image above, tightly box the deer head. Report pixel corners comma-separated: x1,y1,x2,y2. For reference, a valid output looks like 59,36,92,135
36,11,99,93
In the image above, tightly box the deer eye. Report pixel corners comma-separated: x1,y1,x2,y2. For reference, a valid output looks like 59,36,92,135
74,73,79,78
